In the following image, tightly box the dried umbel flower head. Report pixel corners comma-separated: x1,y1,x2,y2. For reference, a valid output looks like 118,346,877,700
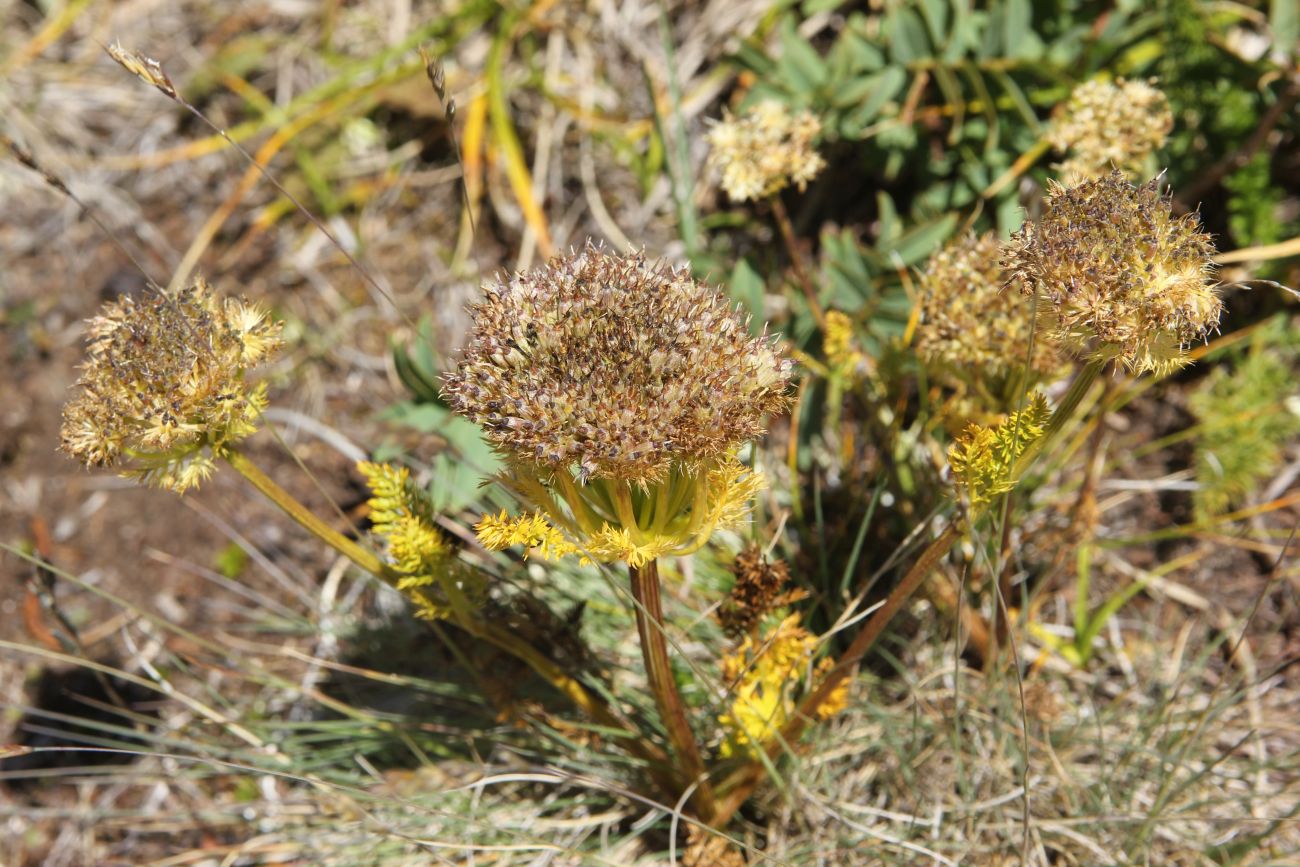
1005,173,1221,375
1048,78,1172,181
445,244,793,566
916,232,1065,383
705,101,825,202
60,277,282,492
716,544,807,637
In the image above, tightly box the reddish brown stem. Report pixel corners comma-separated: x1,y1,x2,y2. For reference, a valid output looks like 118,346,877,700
769,195,825,328
712,522,964,824
630,560,716,821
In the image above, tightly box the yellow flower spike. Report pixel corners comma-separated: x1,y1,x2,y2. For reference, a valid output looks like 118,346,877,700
475,510,580,562
947,393,1052,513
359,461,473,620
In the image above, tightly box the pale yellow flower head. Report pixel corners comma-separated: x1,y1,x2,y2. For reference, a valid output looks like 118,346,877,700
705,101,825,202
1048,78,1172,181
60,277,282,492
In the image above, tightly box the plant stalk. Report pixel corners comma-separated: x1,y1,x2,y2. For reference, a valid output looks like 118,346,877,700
769,194,825,328
224,447,673,780
629,559,716,821
226,447,401,585
712,521,964,824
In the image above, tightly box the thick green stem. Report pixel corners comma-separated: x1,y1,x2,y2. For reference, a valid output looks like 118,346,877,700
630,559,716,821
225,447,402,586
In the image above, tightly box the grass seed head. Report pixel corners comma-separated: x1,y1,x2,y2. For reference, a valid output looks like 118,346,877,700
1005,173,1221,375
705,101,825,202
60,277,282,492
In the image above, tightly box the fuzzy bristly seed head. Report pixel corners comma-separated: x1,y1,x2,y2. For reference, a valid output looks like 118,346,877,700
1049,78,1172,181
705,101,825,202
443,244,792,483
916,233,1063,380
60,277,282,492
1005,173,1221,375
717,544,804,637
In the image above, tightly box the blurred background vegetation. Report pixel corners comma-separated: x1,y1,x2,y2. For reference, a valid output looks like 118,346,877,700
1,0,1298,863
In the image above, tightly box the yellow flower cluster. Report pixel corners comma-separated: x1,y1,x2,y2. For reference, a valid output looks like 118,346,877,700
947,393,1051,512
359,461,464,619
476,510,580,562
718,614,847,759
705,101,826,202
1048,78,1172,181
60,277,282,493
476,457,765,568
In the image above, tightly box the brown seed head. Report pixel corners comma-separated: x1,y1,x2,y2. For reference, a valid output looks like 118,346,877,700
717,543,803,637
916,232,1064,381
443,245,792,483
1005,173,1221,374
1049,78,1172,180
60,277,282,491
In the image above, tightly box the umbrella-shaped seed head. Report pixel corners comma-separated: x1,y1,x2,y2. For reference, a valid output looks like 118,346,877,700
1004,173,1221,375
60,277,282,492
442,244,793,484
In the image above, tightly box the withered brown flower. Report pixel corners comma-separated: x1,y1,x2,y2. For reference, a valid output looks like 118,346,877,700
444,244,794,566
916,232,1065,382
443,244,791,484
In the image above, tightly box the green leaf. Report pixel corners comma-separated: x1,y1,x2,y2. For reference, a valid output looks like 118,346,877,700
778,17,828,94
1002,0,1044,59
919,0,950,48
838,66,908,134
875,192,902,246
877,211,958,266
1272,0,1298,55
887,6,932,64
